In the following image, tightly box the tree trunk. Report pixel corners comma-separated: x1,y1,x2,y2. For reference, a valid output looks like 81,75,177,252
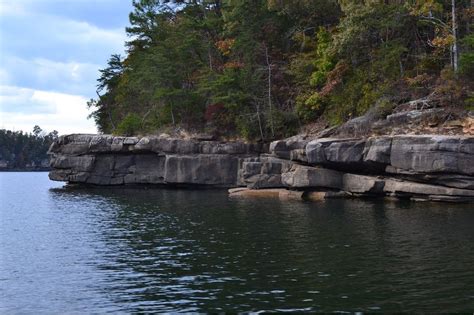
264,45,274,138
208,45,213,70
170,105,175,125
254,102,265,142
452,0,458,73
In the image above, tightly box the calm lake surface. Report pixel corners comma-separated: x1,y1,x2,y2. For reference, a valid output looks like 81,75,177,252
1,172,474,313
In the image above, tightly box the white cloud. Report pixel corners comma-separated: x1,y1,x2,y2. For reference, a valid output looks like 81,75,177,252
0,85,55,113
0,0,127,97
0,0,127,64
0,56,101,96
0,9,126,64
0,56,101,95
0,85,97,135
0,1,130,134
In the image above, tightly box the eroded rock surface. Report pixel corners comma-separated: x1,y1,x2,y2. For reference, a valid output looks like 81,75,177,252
49,134,261,187
49,133,474,202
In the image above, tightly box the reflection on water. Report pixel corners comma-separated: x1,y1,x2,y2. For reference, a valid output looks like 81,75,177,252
1,172,474,312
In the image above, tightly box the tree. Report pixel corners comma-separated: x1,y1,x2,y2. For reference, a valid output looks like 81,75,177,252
33,125,43,137
87,0,472,138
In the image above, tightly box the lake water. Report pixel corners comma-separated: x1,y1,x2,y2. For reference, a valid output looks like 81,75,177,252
1,172,474,313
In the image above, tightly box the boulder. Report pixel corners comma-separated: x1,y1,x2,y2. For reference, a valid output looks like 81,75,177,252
239,156,293,188
246,174,282,189
422,175,474,190
89,135,114,153
133,137,152,151
363,137,392,166
270,138,308,160
111,137,125,152
290,149,307,163
123,137,139,145
305,138,332,164
305,138,364,169
383,178,474,198
385,108,443,125
390,135,474,175
281,165,343,189
325,139,366,168
342,174,385,194
385,166,474,189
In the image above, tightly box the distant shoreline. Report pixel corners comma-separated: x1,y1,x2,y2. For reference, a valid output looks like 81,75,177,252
0,168,51,172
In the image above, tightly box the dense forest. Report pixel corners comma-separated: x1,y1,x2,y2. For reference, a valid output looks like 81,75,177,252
0,126,58,170
88,0,474,140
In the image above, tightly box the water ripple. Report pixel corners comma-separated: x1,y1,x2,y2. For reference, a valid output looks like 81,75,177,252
1,173,474,312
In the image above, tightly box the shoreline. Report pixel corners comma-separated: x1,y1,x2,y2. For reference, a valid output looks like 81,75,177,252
0,168,51,172
47,134,474,203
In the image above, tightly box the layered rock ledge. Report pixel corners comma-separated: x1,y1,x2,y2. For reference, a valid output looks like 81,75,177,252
48,134,264,187
49,134,474,202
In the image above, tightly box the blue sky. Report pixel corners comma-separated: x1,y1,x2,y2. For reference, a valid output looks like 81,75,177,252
0,0,133,134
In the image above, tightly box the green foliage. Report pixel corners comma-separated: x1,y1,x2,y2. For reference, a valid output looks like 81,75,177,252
460,34,474,79
116,113,142,136
309,28,334,87
88,0,473,139
295,92,325,122
270,109,299,139
465,93,474,111
0,127,58,169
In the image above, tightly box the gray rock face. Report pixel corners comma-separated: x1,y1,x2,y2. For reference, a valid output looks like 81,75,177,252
305,138,335,165
238,156,292,188
342,174,385,194
50,155,95,172
305,138,366,170
304,135,474,178
269,138,308,160
384,178,474,198
49,135,262,187
363,137,392,166
325,139,366,167
124,154,165,184
49,133,474,202
390,135,474,175
164,154,239,185
281,165,343,189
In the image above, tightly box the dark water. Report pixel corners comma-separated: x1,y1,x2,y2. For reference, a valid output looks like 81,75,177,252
1,172,474,313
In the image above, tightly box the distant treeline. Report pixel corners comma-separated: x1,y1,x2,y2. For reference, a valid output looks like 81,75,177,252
0,126,58,170
89,0,474,140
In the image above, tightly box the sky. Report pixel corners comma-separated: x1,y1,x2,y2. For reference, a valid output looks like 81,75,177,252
0,0,133,135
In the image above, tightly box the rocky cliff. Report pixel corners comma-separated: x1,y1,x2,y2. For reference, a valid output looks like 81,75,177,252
49,134,474,202
48,134,265,187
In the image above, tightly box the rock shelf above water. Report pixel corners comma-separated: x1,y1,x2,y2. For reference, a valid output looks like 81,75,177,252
48,134,474,202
